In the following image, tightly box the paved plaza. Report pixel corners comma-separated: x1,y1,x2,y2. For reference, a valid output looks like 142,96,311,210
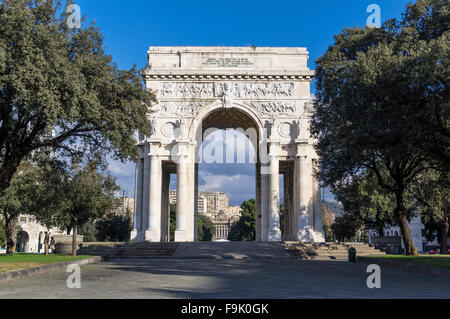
1,257,450,299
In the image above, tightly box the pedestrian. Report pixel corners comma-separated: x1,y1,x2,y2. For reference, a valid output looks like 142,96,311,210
50,237,56,254
7,239,15,255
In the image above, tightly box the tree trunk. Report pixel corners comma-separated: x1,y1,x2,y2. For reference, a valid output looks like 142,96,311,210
44,234,49,256
4,216,11,253
395,190,418,256
5,216,17,240
377,227,384,237
439,218,449,255
72,224,77,256
0,159,22,197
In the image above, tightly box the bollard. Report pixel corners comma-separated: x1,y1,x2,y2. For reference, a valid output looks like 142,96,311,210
348,247,357,263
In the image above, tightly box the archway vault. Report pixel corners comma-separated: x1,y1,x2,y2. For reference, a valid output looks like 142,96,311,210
131,46,325,244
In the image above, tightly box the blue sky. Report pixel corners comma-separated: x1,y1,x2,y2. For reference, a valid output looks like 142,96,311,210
75,0,413,205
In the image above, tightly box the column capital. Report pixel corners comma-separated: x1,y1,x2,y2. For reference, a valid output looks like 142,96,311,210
269,141,280,157
296,144,314,158
148,142,161,156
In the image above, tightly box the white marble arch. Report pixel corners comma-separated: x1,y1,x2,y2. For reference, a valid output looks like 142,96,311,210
131,46,325,243
190,100,264,160
189,100,265,140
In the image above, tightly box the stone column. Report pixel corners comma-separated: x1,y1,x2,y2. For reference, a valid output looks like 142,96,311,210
255,162,262,241
194,163,199,242
282,172,289,241
260,164,270,241
297,154,314,242
175,151,188,242
268,154,282,241
161,167,170,242
184,145,196,242
134,158,144,232
146,155,162,242
142,154,151,232
312,160,325,242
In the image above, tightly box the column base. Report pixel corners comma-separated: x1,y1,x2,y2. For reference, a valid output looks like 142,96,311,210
311,230,325,243
298,226,313,242
131,230,145,243
175,230,188,242
145,230,161,242
268,228,282,242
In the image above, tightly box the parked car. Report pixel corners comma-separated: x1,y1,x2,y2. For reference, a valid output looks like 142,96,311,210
426,245,450,254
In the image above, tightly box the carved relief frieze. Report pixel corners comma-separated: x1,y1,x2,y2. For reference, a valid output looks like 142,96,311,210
157,82,295,99
157,101,211,116
246,101,297,116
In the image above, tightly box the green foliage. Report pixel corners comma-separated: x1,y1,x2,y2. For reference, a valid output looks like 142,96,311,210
410,170,450,253
79,220,98,242
228,199,256,242
331,172,397,236
170,204,176,242
369,255,450,271
330,213,360,242
311,0,449,255
34,160,120,232
0,161,45,242
198,214,215,242
0,219,5,247
169,204,215,242
96,214,133,242
0,0,154,195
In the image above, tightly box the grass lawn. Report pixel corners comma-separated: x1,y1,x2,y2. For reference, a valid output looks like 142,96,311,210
0,254,92,273
368,255,450,271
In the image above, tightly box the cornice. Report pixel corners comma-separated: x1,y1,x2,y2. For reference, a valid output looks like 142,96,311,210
141,69,315,82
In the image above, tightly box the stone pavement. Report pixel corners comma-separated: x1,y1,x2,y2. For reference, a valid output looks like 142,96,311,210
1,258,450,299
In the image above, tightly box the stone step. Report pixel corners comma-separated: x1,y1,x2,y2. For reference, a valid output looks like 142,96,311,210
77,242,179,258
284,241,385,261
79,250,176,255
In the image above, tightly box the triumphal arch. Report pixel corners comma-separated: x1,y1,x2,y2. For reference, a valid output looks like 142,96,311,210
131,46,325,243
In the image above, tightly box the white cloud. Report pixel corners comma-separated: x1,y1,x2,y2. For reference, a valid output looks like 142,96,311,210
108,159,135,177
199,171,255,205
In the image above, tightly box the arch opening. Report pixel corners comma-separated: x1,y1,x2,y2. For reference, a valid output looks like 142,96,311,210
194,107,262,241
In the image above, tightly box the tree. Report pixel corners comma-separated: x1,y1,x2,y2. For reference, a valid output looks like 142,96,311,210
311,0,448,255
0,161,42,252
228,199,256,241
0,218,6,247
96,213,133,242
79,220,98,243
34,160,119,256
0,0,153,195
330,213,360,242
169,204,176,242
410,171,450,254
331,172,397,237
198,214,215,242
322,203,336,242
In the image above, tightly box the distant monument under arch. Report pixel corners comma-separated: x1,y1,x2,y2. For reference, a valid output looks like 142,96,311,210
131,46,325,243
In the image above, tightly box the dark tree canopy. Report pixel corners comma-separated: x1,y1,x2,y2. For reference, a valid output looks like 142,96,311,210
0,0,154,194
96,214,133,242
311,0,449,255
410,170,450,254
228,199,256,242
197,214,215,242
